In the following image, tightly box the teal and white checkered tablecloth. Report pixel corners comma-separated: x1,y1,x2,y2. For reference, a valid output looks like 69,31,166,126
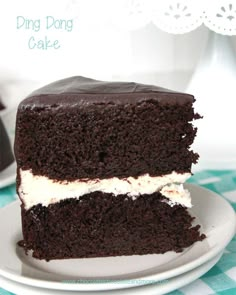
1,170,236,295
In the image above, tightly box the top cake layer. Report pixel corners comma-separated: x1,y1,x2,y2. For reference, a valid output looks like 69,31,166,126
15,76,199,181
20,76,194,108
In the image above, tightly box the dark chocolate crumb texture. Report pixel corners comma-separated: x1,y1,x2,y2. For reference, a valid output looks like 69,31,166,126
20,192,205,261
15,76,200,180
15,76,204,260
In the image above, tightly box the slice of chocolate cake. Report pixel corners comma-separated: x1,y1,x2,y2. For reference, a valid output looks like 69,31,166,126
15,76,205,261
0,100,5,111
0,101,14,172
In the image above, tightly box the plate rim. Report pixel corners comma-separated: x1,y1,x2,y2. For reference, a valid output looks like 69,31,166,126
0,252,224,295
0,184,235,291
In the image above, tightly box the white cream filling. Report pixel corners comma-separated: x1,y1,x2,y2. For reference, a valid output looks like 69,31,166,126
160,184,191,208
19,169,191,209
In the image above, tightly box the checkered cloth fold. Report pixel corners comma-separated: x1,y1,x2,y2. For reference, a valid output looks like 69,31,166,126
1,170,236,295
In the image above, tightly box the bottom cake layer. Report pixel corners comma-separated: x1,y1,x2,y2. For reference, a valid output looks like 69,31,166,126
19,192,206,261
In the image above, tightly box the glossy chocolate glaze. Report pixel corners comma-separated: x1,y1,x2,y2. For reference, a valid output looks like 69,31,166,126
19,76,194,108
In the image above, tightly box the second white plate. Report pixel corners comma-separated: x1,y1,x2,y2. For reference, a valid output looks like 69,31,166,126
0,252,223,295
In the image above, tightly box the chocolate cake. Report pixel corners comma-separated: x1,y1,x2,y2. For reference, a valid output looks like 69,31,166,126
0,100,5,111
0,101,14,172
15,76,205,261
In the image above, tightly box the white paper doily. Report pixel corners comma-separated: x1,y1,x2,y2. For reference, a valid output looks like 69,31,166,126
109,0,236,35
204,1,236,35
151,1,204,34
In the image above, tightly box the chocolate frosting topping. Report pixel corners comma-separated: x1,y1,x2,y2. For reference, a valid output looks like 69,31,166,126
20,76,194,108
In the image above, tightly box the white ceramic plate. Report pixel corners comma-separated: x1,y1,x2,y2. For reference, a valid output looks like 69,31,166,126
0,253,223,295
0,184,235,291
0,162,16,189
